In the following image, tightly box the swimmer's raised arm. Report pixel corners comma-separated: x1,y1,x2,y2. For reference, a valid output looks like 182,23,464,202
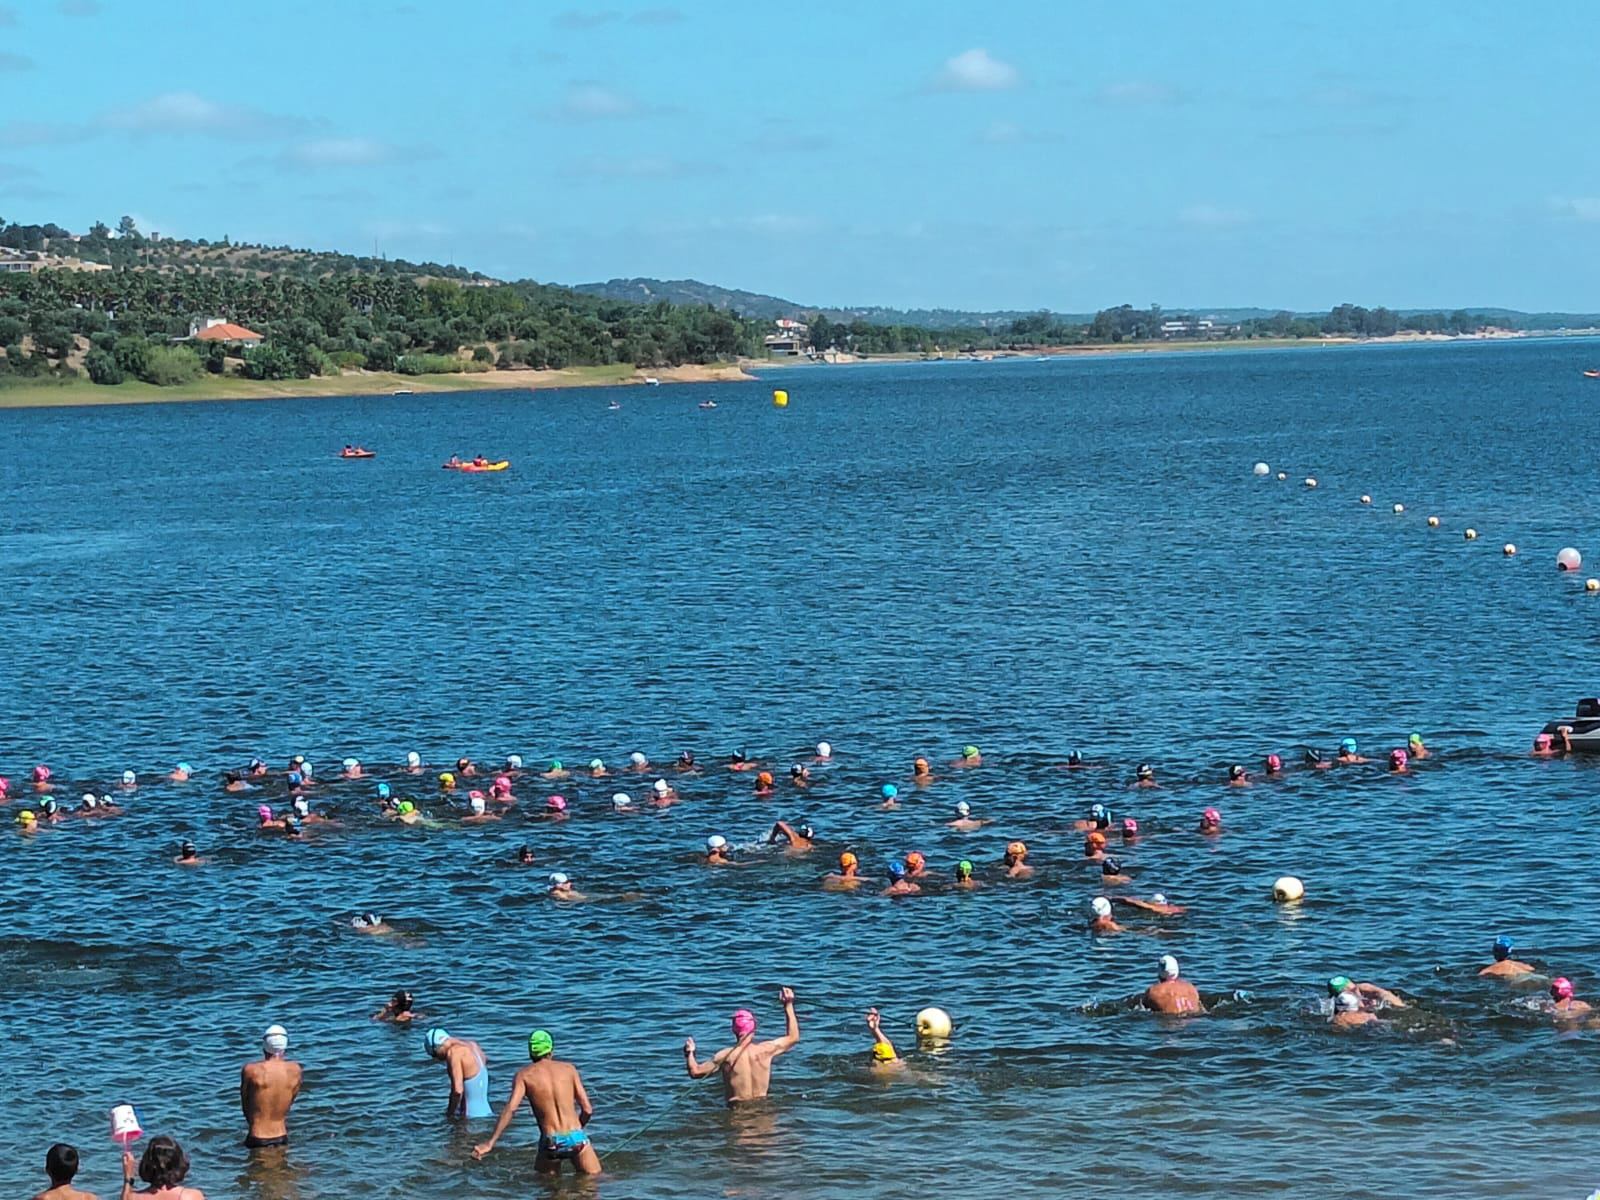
683,1037,723,1078
1355,982,1407,1008
472,1074,527,1159
764,987,800,1054
865,1007,896,1058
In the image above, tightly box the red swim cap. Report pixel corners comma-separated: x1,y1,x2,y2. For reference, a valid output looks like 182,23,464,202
1552,977,1574,1000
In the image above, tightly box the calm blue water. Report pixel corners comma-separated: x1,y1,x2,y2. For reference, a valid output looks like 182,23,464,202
3,340,1600,1200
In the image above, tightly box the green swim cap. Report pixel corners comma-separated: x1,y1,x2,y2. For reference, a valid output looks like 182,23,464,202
963,745,979,758
528,1029,554,1059
1408,732,1422,745
1327,975,1351,997
551,761,562,771
957,859,974,876
397,800,415,815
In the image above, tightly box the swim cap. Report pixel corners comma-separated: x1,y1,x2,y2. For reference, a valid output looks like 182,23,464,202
258,805,273,820
1389,748,1408,767
1158,955,1179,980
287,772,303,787
611,792,633,809
424,1027,450,1054
1305,749,1325,766
492,775,511,793
1327,976,1352,997
377,783,391,799
549,872,569,886
1408,733,1423,747
292,755,304,766
528,1029,554,1059
122,770,136,784
1151,893,1167,905
1265,754,1281,771
81,791,96,805
1535,732,1553,748
0,777,7,794
1007,841,1028,859
1068,751,1083,765
549,761,562,771
756,771,773,787
406,752,421,767
301,762,313,778
871,1041,895,1061
33,765,49,781
881,784,898,799
707,835,727,851
629,752,647,766
1136,763,1153,780
343,758,358,770
263,1024,289,1053
731,1009,756,1036
589,759,603,771
1340,738,1357,753
40,797,58,815
905,851,925,871
1122,818,1138,833
15,810,34,824
438,772,455,787
1090,896,1111,918
840,851,858,869
546,795,566,811
396,800,415,815
1087,831,1107,848
179,839,195,854
469,795,486,814
507,755,524,770
653,779,670,794
790,764,805,777
956,859,973,877
292,796,310,816
1335,990,1362,1013
963,745,979,759
1202,807,1221,823
1229,764,1245,780
815,742,832,758
956,801,971,817
1552,977,1574,1000
1493,935,1513,961
1101,857,1121,875
886,861,905,880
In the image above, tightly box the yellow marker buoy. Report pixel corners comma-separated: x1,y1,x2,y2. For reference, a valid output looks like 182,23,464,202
915,1006,952,1039
772,389,788,408
1427,516,1440,527
1359,495,1372,505
1465,528,1477,540
1392,503,1405,514
1273,875,1305,902
1304,477,1318,489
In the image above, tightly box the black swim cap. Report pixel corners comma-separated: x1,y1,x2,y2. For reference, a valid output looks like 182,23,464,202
1304,749,1324,766
1102,857,1122,875
394,989,413,1011
1068,751,1083,765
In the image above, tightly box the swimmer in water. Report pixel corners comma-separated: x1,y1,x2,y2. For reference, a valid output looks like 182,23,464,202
1548,977,1593,1022
462,793,500,824
683,987,800,1106
514,845,536,866
768,820,814,854
1263,753,1283,777
1131,763,1159,789
489,775,515,804
1087,896,1123,934
438,772,457,793
1336,738,1368,765
954,859,979,889
1120,817,1139,844
789,764,811,787
585,758,606,778
543,795,568,820
541,760,569,781
1304,749,1334,770
753,771,775,796
1479,936,1535,978
37,797,63,823
223,771,251,793
728,751,759,772
455,757,477,778
703,835,735,866
813,741,832,763
1003,841,1033,879
864,1007,900,1067
425,1027,493,1119
241,1024,302,1148
120,769,138,791
947,801,989,832
1388,748,1409,773
1198,807,1223,835
609,792,634,813
822,851,862,890
32,765,53,792
903,850,928,878
249,757,270,777
14,809,38,833
911,757,935,784
373,990,417,1023
548,873,583,901
342,758,363,779
352,912,392,934
404,751,424,774
1113,893,1186,916
1100,857,1131,885
949,745,982,769
1532,727,1571,756
1328,975,1408,1011
882,862,921,896
1072,803,1113,833
168,762,192,783
1330,989,1379,1029
880,783,900,810
504,755,524,775
72,793,105,819
472,1030,601,1174
392,800,421,826
674,750,698,772
1227,764,1250,787
1062,750,1090,769
652,778,678,804
1144,955,1206,1014
1407,733,1429,760
33,1142,94,1200
627,751,650,773
174,839,203,866
1083,830,1108,861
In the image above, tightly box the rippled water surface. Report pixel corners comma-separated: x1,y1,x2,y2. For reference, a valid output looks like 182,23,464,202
4,341,1600,1200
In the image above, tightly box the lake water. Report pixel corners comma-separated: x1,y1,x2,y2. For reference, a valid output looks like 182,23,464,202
3,340,1600,1200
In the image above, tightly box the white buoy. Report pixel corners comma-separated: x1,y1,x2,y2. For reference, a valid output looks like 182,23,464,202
1504,543,1517,557
1253,462,1270,476
1587,579,1599,593
1427,516,1440,527
1465,528,1477,540
1304,477,1318,489
1276,472,1287,481
1392,503,1405,514
915,1007,952,1039
1359,495,1371,505
1273,875,1305,903
1557,547,1582,572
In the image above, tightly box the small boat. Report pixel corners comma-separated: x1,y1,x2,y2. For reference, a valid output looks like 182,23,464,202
1540,698,1600,749
339,448,375,459
644,377,660,386
698,401,717,409
443,460,510,473
1584,370,1599,379
391,388,414,395
608,400,621,410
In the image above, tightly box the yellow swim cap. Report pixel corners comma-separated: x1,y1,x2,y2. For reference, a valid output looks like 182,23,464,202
839,851,858,869
1007,840,1028,858
872,1042,895,1061
438,772,455,787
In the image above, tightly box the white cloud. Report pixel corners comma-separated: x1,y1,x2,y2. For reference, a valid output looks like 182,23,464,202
102,92,308,138
1551,197,1600,223
1179,204,1252,230
933,48,1020,92
284,137,398,167
558,82,640,119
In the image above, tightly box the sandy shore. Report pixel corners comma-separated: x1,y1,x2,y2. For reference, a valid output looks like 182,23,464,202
0,362,755,410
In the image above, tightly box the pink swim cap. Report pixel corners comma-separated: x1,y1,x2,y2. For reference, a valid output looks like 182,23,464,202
0,776,8,794
1265,754,1281,771
258,805,272,820
1535,733,1552,748
731,1009,756,1036
1203,807,1220,822
492,775,511,793
1390,748,1408,766
1552,977,1574,1000
1122,818,1138,832
547,795,567,811
33,765,49,781
469,790,485,802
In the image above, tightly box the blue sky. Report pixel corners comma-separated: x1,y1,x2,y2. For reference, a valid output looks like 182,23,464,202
2,0,1598,311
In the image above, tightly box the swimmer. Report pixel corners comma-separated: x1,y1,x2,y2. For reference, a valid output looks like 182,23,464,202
342,758,363,779
15,809,39,833
1387,748,1409,773
728,751,759,772
1072,803,1115,833
753,771,775,796
586,758,607,778
812,741,833,763
374,782,393,809
954,859,980,888
291,795,334,826
392,800,421,825
256,804,288,831
768,820,815,854
610,792,635,812
1003,841,1033,879
1549,977,1593,1021
168,762,192,783
283,814,305,841
1532,727,1571,756
284,770,306,797
864,1007,900,1067
652,778,678,804
1144,955,1206,1014
249,757,270,777
38,797,63,823
1100,857,1131,885
1328,975,1408,1011
241,1024,302,1148
1263,753,1283,777
947,801,989,832
548,872,584,900
789,764,812,787
911,757,935,784
1131,763,1159,789
949,744,982,769
628,751,650,773
351,912,392,934
544,795,568,819
541,760,569,780
472,1030,601,1174
882,862,921,896
514,845,536,866
489,775,515,803
462,793,500,823
903,850,928,878
174,839,203,866
438,772,457,793
1087,896,1123,934
424,1027,493,1119
1304,749,1334,770
1083,830,1107,861
120,1137,204,1200
404,751,424,774
31,765,52,792
1479,936,1535,978
1227,764,1250,787
373,990,417,1023
683,987,800,1106
33,1143,94,1200
456,757,478,777
505,754,525,774
822,851,862,890
73,793,106,819
1198,807,1223,835
120,769,138,791
1120,817,1139,843
1113,893,1186,916
1062,750,1090,769
880,783,900,809
1336,737,1368,765
1330,990,1379,1029
222,771,251,793
674,750,698,772
704,835,735,865
1407,733,1429,760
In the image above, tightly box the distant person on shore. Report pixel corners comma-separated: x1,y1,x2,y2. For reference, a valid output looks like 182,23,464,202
424,1027,493,1118
683,987,800,1105
1479,936,1535,978
1143,955,1206,1014
472,1030,600,1173
864,1007,899,1067
822,852,862,890
241,1024,302,1148
949,745,982,769
121,1135,204,1200
33,1143,95,1200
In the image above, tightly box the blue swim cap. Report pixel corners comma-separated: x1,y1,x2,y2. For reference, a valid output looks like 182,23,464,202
377,782,391,798
1493,935,1513,960
287,772,302,785
1340,738,1357,753
1091,803,1107,818
177,762,192,773
881,784,898,799
887,861,905,879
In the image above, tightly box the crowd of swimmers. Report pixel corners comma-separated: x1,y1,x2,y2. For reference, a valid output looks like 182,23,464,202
10,729,1598,1194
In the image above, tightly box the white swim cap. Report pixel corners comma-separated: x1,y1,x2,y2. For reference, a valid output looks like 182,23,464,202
610,792,633,810
343,758,359,770
121,770,135,784
1335,990,1362,1013
816,741,831,757
263,1024,289,1053
406,751,421,767
469,794,486,814
1151,893,1168,906
549,872,569,886
653,778,670,794
506,754,523,769
589,758,604,770
292,797,309,816
1090,896,1112,918
629,752,647,766
301,762,313,777
82,791,97,804
707,835,727,851
956,801,971,816
1159,954,1180,980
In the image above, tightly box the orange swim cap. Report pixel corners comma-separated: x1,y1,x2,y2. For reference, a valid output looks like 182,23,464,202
1007,840,1028,858
757,771,773,787
1087,831,1107,848
904,851,925,871
840,851,858,869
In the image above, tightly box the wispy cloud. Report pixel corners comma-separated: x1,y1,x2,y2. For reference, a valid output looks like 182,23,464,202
932,48,1020,92
1099,80,1182,107
102,92,310,138
1179,204,1252,230
0,51,33,70
557,82,645,120
1550,197,1600,223
282,137,402,167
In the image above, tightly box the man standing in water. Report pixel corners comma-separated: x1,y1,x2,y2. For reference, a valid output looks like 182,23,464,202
683,987,800,1104
241,1025,302,1148
472,1030,600,1174
1142,955,1205,1014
